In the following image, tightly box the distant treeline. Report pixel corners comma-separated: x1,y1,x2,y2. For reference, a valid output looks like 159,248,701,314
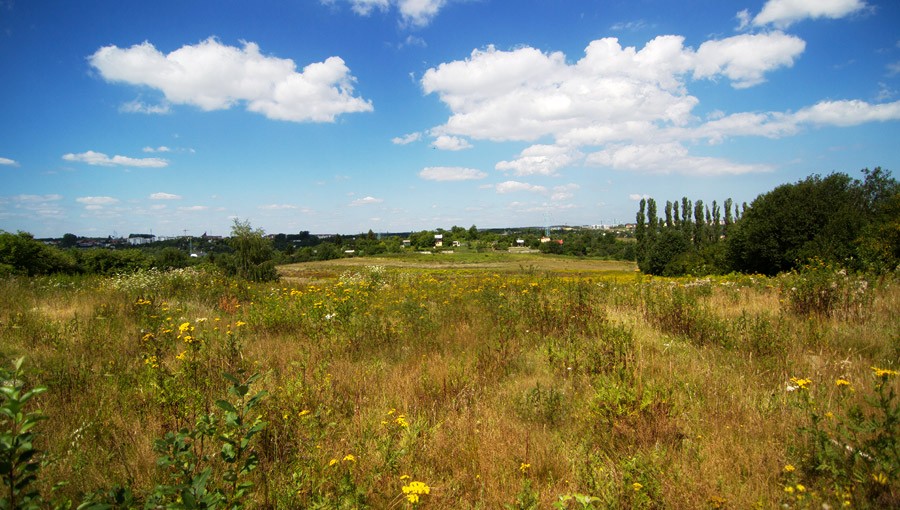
634,167,899,276
0,222,636,280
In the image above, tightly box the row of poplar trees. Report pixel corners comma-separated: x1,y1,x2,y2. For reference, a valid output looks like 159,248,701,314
634,168,900,276
635,196,742,276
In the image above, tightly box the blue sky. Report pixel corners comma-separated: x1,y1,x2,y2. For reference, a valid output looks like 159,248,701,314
1,0,899,238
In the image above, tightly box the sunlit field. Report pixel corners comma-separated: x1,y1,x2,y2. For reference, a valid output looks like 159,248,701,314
1,255,897,508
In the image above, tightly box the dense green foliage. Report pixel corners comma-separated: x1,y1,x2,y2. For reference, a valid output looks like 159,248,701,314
635,168,899,276
215,220,279,282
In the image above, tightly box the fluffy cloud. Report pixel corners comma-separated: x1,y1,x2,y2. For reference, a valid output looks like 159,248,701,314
585,143,771,175
90,38,373,122
419,166,487,181
6,195,64,219
333,0,448,27
392,132,421,145
496,145,583,176
495,181,547,194
12,194,62,203
76,196,120,210
422,33,803,145
418,30,900,177
692,32,806,88
350,196,384,206
0,157,18,166
143,146,171,153
791,99,900,126
63,151,168,168
749,0,868,28
682,98,900,143
431,135,472,150
629,193,651,201
150,192,182,200
259,204,299,210
550,184,579,201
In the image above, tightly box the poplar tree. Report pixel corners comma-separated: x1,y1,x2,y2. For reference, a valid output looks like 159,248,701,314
693,200,704,248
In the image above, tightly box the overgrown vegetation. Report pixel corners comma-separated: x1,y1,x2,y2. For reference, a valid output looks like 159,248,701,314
1,258,897,508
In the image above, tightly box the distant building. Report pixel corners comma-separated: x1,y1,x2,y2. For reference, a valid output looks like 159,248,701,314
434,234,443,247
127,233,156,246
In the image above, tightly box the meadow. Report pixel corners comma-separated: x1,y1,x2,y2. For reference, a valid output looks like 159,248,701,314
1,253,897,509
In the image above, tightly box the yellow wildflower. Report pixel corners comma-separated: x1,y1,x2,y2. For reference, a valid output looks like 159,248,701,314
784,486,794,494
873,472,887,485
235,320,247,328
328,458,338,467
402,480,430,500
399,474,410,481
519,463,531,474
395,414,410,428
789,377,812,390
178,322,192,334
835,378,851,387
633,482,643,491
795,484,806,493
298,409,311,417
871,367,899,378
783,464,795,473
342,454,356,463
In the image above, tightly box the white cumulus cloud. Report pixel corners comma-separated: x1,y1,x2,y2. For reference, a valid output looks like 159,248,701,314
692,32,806,89
422,33,803,145
89,38,373,122
392,132,421,145
419,166,487,181
420,31,817,176
680,98,900,143
0,157,19,166
496,145,583,176
63,150,168,168
76,196,120,206
431,135,472,150
550,184,580,201
333,0,449,27
259,204,299,210
150,192,182,200
585,143,771,175
350,196,384,206
750,0,868,28
495,181,547,194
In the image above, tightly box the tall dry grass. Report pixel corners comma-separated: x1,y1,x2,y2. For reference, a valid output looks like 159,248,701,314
0,264,897,508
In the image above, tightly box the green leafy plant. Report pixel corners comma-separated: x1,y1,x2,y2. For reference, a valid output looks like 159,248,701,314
148,370,268,509
0,357,47,510
787,368,899,508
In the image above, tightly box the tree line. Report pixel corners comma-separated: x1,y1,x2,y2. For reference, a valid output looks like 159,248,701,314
635,168,899,276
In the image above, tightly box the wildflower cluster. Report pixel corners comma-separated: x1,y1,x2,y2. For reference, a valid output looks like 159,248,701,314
786,367,899,507
401,480,430,505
